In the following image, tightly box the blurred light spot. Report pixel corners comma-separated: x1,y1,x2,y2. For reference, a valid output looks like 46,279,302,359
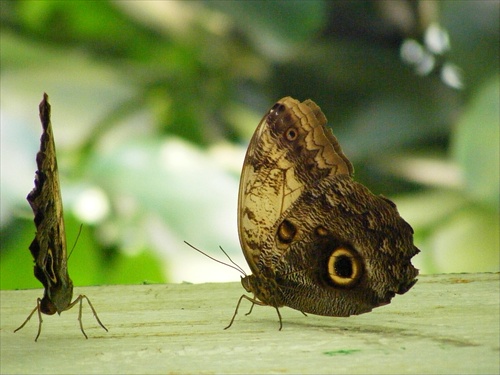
208,142,245,175
122,148,149,168
400,39,435,75
401,30,462,90
415,53,435,75
159,138,200,171
400,39,424,65
74,187,110,224
390,157,463,188
424,23,450,55
441,63,464,89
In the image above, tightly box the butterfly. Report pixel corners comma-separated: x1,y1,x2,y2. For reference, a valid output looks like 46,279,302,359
218,97,419,329
15,93,108,341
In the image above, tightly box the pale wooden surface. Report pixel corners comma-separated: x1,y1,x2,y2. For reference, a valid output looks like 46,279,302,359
1,273,499,374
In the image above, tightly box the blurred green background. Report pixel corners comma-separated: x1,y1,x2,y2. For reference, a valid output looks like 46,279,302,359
1,0,498,290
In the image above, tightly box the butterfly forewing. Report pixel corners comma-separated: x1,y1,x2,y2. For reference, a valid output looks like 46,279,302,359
238,97,353,275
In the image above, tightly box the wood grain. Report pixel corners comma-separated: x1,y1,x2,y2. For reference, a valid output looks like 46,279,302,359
1,273,498,374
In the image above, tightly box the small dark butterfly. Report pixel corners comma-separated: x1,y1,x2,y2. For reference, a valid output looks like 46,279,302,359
15,93,108,341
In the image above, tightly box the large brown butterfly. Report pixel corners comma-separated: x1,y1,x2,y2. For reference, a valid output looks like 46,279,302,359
227,96,419,329
15,93,107,341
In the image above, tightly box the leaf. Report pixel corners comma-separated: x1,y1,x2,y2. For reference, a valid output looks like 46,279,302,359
452,74,500,210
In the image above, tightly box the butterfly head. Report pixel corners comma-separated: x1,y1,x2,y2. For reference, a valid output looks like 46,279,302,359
241,273,284,308
41,277,74,315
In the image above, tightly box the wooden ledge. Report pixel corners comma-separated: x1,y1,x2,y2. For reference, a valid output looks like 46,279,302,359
1,273,499,374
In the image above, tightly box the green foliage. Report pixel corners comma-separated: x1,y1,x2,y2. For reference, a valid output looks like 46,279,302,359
1,1,498,289
453,75,499,209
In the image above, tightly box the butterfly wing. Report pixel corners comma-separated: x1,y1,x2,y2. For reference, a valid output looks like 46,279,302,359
238,97,418,316
269,174,419,316
238,97,353,274
27,93,73,315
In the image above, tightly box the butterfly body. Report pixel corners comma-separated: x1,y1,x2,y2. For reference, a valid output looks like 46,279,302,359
235,97,419,327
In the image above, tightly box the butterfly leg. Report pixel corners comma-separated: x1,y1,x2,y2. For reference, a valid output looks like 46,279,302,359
67,294,108,339
275,307,283,331
245,301,256,316
225,294,270,330
66,295,87,339
81,295,108,333
14,298,44,341
224,294,247,330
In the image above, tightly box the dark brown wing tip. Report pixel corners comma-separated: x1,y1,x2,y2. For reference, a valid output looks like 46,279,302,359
41,92,49,107
39,93,51,130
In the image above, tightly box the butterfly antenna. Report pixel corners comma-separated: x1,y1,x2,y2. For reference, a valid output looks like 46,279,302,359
184,241,246,276
218,246,247,276
68,224,83,260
